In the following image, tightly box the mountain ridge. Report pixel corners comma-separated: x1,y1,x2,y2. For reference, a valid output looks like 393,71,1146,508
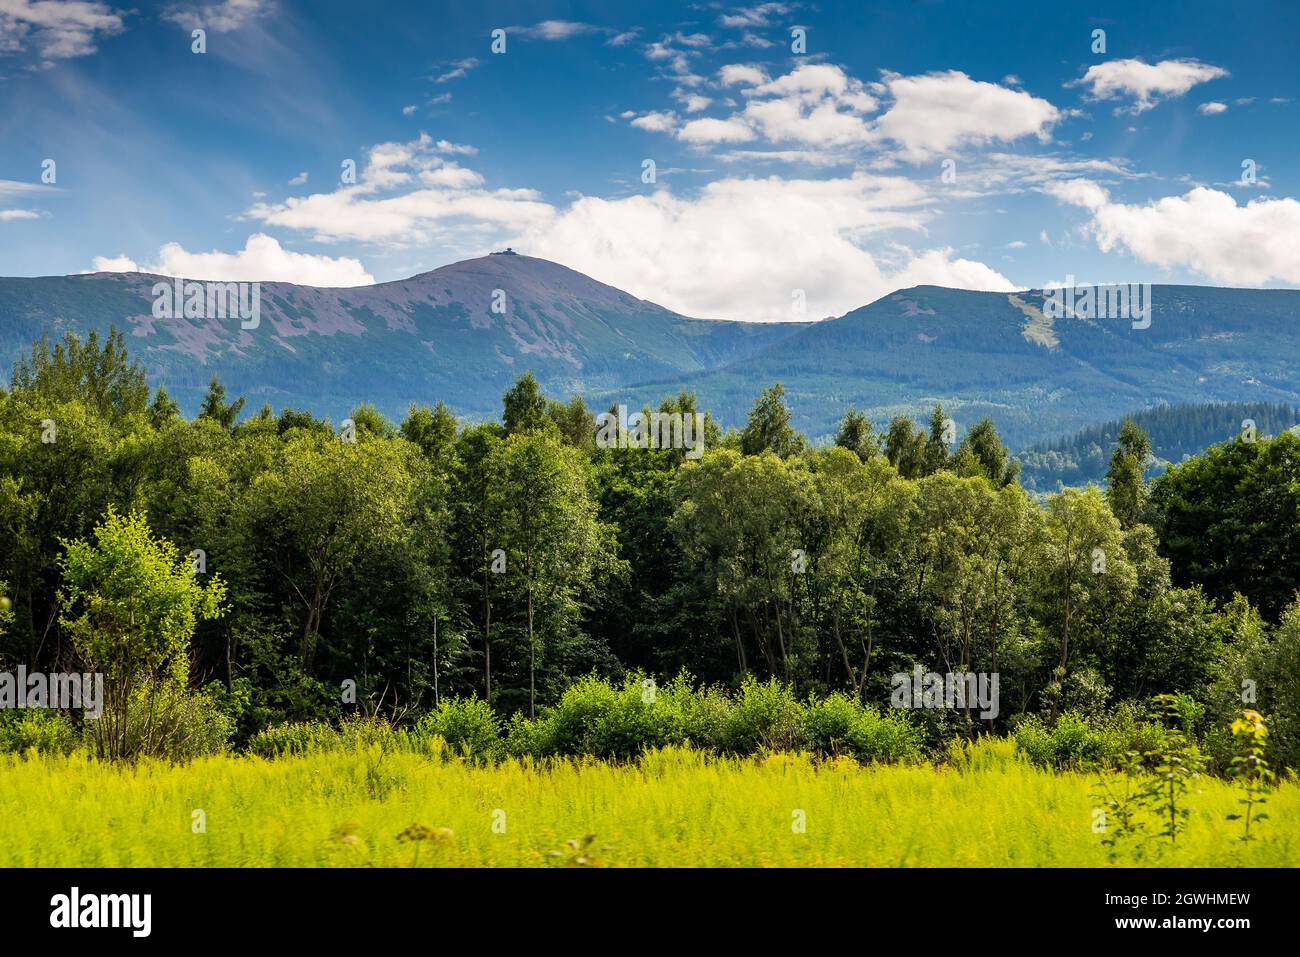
2,254,1298,449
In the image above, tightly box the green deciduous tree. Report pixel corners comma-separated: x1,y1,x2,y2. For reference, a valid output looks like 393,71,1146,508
56,508,227,758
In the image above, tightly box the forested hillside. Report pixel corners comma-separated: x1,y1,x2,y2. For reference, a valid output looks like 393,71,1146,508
1017,401,1300,491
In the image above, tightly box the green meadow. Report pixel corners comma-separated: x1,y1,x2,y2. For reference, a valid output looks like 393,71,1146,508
2,740,1295,868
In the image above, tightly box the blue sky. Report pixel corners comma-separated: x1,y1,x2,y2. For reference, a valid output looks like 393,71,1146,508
1,0,1298,320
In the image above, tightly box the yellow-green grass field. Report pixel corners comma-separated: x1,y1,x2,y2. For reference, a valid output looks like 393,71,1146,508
1,741,1296,867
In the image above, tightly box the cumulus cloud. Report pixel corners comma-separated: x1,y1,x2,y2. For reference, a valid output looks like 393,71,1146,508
89,233,374,286
0,208,39,220
675,91,713,113
719,63,768,86
630,110,678,133
1198,101,1228,115
237,135,1015,318
0,0,126,62
515,173,1014,321
679,116,755,143
1047,180,1300,285
1073,58,1228,114
647,65,1058,163
870,70,1060,160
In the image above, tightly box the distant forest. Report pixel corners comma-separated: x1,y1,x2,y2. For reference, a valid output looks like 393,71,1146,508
1017,401,1300,492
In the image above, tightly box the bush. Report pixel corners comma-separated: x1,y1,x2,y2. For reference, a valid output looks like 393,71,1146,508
0,710,78,755
117,683,234,760
1013,710,1171,770
247,720,336,757
802,693,923,763
247,714,418,757
417,696,500,760
503,712,553,759
724,677,806,754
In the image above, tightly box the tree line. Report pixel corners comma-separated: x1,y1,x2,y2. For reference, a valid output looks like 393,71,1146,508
1,329,1297,767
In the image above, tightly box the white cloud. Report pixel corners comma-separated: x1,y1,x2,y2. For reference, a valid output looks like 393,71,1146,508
246,134,553,246
89,233,374,286
515,173,1013,321
679,116,754,143
676,92,713,113
402,104,417,115
237,136,1017,319
162,0,270,34
434,58,478,83
731,63,880,148
288,170,308,185
89,253,139,270
1074,58,1227,114
719,63,767,86
0,208,39,220
1198,101,1228,115
1042,178,1111,210
1048,181,1300,285
719,3,791,28
630,110,678,133
434,139,477,155
1007,240,1026,249
0,0,126,61
509,20,601,40
870,71,1060,160
652,66,1058,163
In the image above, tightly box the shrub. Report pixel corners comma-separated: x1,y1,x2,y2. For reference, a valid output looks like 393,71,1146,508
1014,709,1171,770
503,713,553,759
417,696,500,760
724,677,806,754
247,720,336,757
119,683,234,760
0,709,78,755
802,692,923,763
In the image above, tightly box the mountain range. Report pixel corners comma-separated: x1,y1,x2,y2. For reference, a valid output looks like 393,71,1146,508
2,252,1298,453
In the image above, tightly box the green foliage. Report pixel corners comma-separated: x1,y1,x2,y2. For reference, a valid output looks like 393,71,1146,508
417,696,501,760
1104,419,1151,528
1226,709,1272,842
0,710,77,756
834,408,878,462
56,508,227,759
1019,401,1299,493
800,692,924,763
1014,710,1169,771
197,376,245,431
1139,694,1206,846
740,383,804,458
1149,431,1300,619
119,681,234,761
5,328,1300,776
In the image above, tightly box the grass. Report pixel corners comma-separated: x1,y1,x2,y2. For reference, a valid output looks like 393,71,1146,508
1,738,1296,867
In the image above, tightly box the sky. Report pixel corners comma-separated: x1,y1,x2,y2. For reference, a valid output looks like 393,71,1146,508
1,0,1298,321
